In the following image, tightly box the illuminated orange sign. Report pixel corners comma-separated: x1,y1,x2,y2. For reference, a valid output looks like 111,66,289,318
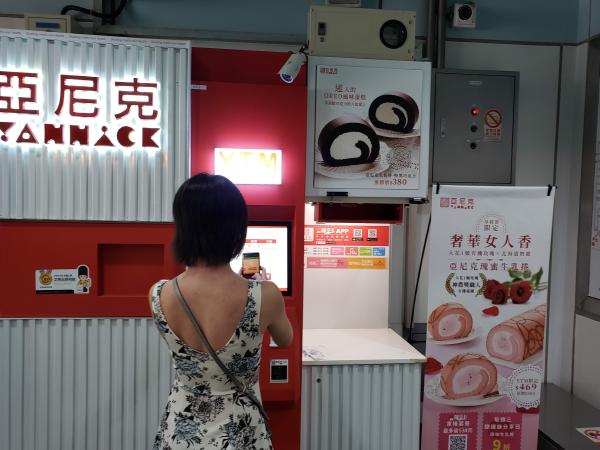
214,148,282,185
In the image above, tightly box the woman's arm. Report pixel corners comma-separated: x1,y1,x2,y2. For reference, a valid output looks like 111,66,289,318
261,281,293,348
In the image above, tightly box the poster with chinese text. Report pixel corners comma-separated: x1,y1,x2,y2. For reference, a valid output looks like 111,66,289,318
306,57,431,199
421,186,555,450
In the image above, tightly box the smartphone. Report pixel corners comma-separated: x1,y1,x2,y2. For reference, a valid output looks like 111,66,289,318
242,252,260,278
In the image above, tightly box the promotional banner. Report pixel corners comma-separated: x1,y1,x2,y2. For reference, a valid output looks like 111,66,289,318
304,225,389,269
306,56,431,199
421,186,555,450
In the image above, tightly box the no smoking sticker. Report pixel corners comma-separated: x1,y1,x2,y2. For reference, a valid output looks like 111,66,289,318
577,427,600,443
484,109,503,142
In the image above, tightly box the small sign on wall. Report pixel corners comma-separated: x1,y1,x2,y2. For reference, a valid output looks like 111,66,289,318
35,265,92,294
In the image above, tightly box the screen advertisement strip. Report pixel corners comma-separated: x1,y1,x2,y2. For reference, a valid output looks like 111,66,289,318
421,186,555,450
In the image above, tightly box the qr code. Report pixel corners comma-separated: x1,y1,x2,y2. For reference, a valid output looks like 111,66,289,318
353,229,362,238
367,229,377,239
448,434,467,450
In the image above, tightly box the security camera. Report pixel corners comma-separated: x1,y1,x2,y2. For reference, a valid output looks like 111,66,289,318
278,51,306,84
452,2,476,28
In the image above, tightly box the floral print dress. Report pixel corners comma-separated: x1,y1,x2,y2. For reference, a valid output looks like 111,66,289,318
151,279,272,450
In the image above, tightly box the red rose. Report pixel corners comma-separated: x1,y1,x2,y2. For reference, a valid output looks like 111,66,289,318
424,357,443,374
491,283,510,304
484,280,500,300
482,306,500,316
511,281,533,304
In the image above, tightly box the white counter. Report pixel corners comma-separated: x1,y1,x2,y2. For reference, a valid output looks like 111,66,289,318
302,328,426,366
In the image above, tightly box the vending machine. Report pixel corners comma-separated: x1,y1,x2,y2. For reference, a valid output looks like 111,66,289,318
190,47,307,449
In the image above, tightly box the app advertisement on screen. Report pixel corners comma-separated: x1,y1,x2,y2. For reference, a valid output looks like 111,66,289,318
230,226,289,292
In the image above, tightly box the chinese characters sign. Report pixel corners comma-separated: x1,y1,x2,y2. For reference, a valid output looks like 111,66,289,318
307,57,431,199
421,186,555,450
0,70,160,149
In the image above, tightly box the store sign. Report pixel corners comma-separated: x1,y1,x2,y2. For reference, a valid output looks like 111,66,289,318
214,148,282,185
421,186,555,450
0,70,161,149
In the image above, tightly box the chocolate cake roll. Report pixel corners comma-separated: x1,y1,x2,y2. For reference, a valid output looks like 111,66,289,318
486,304,546,363
317,115,380,167
428,303,473,341
368,91,419,133
440,353,498,400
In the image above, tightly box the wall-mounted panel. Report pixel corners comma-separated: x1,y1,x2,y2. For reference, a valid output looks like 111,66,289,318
0,30,190,222
445,41,560,187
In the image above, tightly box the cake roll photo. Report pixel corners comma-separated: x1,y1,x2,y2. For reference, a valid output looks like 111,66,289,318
427,302,476,344
368,91,419,134
425,353,503,406
486,304,546,366
316,115,389,177
367,91,421,172
440,353,498,400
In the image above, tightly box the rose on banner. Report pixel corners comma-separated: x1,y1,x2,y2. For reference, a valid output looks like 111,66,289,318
421,186,555,450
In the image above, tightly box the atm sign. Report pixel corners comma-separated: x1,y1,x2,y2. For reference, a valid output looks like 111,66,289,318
214,148,282,185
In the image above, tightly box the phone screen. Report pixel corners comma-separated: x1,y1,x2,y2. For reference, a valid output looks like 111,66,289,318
242,252,260,278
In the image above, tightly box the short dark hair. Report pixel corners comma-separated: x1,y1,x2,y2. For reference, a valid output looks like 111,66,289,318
172,173,248,267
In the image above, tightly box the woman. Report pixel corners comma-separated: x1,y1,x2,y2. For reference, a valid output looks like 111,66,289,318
149,173,293,449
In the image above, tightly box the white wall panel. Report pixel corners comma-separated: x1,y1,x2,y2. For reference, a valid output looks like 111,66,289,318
301,363,422,450
0,30,190,222
0,318,173,450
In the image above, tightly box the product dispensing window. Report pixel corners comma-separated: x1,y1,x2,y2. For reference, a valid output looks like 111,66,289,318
229,222,292,296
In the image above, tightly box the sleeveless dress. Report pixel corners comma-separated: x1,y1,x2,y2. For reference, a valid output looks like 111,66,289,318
150,279,272,450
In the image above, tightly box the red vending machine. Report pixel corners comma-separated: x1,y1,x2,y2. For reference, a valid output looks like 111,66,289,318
190,47,306,449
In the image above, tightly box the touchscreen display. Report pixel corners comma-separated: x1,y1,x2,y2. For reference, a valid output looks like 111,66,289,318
230,225,290,293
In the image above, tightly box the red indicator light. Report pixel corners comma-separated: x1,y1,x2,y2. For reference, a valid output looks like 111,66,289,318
471,107,480,116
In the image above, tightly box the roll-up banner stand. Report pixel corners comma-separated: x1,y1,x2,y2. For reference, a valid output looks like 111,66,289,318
421,185,555,450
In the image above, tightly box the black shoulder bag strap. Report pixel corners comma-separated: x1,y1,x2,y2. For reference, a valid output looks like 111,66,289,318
172,277,270,431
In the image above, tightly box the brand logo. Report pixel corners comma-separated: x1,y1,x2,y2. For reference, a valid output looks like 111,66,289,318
0,70,161,149
319,67,338,75
440,197,475,210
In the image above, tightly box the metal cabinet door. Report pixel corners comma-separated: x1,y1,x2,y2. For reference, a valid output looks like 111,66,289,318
433,71,518,184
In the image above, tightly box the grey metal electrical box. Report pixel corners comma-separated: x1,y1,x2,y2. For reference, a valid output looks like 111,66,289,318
432,69,518,184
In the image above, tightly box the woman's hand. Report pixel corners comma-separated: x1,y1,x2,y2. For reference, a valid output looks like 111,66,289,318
238,266,269,280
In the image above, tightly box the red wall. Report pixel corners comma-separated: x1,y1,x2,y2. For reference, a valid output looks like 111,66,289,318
0,221,180,317
190,47,307,450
